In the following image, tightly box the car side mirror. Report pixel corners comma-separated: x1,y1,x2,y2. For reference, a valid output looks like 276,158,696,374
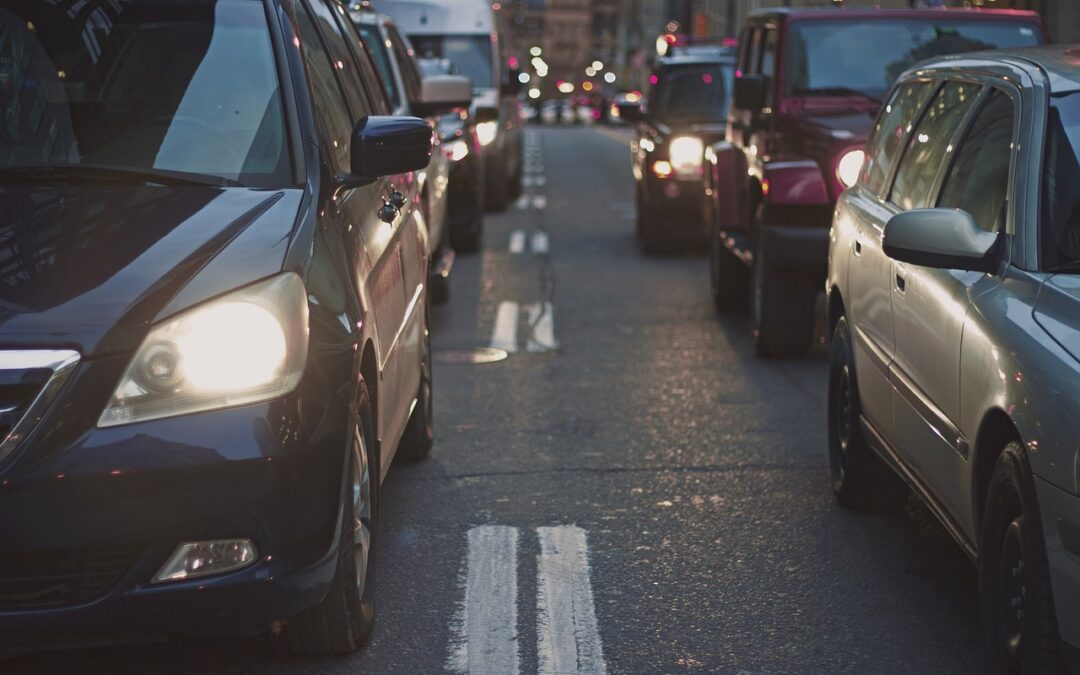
412,74,473,117
474,105,499,124
733,74,766,112
616,101,643,122
502,66,522,95
882,208,999,273
349,116,432,179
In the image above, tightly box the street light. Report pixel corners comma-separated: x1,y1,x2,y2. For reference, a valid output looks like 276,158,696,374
529,46,542,57
603,71,616,84
591,60,604,71
585,66,596,77
528,87,541,99
518,72,531,84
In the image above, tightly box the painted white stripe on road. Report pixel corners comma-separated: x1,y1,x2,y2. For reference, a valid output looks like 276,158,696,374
536,526,606,675
447,526,521,675
531,231,549,255
491,302,519,353
525,302,558,353
509,230,526,254
532,195,547,210
515,195,531,210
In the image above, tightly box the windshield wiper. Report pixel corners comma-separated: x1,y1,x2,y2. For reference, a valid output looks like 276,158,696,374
793,87,881,105
0,165,244,188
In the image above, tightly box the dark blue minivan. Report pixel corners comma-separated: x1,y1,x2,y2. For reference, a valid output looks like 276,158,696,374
0,0,439,654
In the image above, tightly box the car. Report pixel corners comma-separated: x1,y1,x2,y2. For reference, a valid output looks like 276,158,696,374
0,0,435,653
380,0,525,212
350,8,474,288
417,57,487,254
618,45,735,254
826,45,1080,673
540,100,561,126
706,7,1047,357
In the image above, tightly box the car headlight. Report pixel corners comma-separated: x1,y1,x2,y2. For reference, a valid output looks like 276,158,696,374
476,121,498,146
836,149,865,189
98,273,309,427
669,136,704,178
443,139,469,162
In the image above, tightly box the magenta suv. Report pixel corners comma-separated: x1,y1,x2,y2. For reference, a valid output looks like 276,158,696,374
705,7,1046,357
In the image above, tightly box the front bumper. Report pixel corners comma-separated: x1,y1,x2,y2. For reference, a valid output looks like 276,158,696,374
758,225,829,276
1034,475,1080,671
641,174,708,241
0,355,344,645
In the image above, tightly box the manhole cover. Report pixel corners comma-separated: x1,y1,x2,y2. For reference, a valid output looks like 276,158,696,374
433,348,508,364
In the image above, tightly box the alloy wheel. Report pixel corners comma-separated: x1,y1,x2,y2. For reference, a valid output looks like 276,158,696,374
352,424,372,595
998,513,1026,661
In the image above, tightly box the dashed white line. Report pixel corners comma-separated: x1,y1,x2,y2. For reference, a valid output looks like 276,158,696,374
491,302,519,353
509,230,526,254
525,302,557,352
532,195,547,210
515,195,531,210
447,526,521,675
531,231,549,255
536,526,606,675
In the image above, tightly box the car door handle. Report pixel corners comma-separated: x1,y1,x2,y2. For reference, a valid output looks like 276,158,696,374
854,240,862,256
378,202,398,224
895,273,906,292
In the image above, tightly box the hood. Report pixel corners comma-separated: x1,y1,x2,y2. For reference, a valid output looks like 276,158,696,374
794,111,877,145
662,121,727,145
1034,274,1080,365
0,185,302,357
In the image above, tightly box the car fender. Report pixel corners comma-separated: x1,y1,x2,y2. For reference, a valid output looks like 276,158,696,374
761,159,830,207
707,141,748,231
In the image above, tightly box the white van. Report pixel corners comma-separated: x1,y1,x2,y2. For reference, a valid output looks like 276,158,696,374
378,0,523,211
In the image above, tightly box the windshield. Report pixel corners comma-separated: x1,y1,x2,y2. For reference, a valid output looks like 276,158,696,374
1043,92,1080,269
650,66,729,123
786,20,1041,100
409,35,492,88
0,0,289,187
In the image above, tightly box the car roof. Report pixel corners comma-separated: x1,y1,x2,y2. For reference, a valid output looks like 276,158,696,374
913,45,1080,95
746,7,1042,23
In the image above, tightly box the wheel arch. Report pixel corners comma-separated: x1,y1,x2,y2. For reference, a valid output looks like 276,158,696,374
827,287,845,337
972,408,1024,538
360,339,379,447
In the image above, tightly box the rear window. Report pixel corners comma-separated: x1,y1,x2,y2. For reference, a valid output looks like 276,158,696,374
649,65,731,123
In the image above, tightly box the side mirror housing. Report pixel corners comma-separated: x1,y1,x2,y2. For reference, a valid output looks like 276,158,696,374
412,74,473,117
350,116,432,178
732,74,766,112
616,101,643,122
882,209,999,273
474,105,499,124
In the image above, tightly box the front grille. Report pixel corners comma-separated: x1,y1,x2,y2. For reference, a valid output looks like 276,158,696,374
0,546,141,610
0,350,81,466
0,371,54,442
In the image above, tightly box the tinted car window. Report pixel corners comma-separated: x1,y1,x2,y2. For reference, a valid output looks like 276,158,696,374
938,89,1013,233
306,0,371,119
293,0,353,169
387,25,423,104
862,81,932,195
356,23,402,109
786,20,1040,101
0,0,289,186
650,66,728,124
410,35,492,88
890,81,980,211
1043,92,1080,266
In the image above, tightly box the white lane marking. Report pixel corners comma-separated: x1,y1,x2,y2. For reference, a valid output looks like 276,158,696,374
525,302,558,353
491,302,519,353
532,195,547,210
536,526,606,675
509,230,526,254
526,165,544,175
531,231,549,255
448,526,521,675
515,195,531,210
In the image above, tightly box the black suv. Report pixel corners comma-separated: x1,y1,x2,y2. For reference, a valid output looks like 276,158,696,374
619,46,735,254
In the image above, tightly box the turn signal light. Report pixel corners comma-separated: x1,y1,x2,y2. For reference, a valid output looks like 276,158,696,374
652,160,673,179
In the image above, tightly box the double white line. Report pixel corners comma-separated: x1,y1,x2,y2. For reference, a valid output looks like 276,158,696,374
491,301,557,353
509,230,549,255
448,525,607,675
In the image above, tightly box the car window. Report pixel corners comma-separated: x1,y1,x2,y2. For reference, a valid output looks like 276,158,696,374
356,23,403,110
737,27,754,74
386,25,422,104
889,81,981,211
650,66,728,124
862,81,932,195
335,16,392,116
305,0,372,120
761,27,778,107
293,0,354,169
746,28,763,75
1042,92,1080,267
938,89,1014,233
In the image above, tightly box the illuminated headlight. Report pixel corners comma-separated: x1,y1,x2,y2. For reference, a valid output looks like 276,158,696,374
476,121,498,146
98,273,308,427
443,140,469,162
669,136,704,178
836,149,865,189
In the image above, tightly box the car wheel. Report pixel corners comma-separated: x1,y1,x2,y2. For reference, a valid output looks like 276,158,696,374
288,384,378,654
827,316,901,509
396,314,434,462
751,219,816,357
710,228,749,313
485,153,509,212
979,442,1064,674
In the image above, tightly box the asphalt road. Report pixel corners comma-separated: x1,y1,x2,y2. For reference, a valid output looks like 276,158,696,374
11,126,980,674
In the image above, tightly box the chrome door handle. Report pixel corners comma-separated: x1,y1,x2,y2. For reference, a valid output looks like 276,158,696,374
895,274,906,292
854,240,862,256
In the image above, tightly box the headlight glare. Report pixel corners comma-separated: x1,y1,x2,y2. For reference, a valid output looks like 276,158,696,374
669,136,704,178
99,273,308,427
836,149,865,189
476,121,498,146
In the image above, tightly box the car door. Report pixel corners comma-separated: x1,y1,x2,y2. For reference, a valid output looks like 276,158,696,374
845,79,933,436
293,0,411,462
890,83,1016,518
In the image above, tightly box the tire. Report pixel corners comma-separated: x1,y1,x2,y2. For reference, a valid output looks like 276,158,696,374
485,152,509,213
452,169,485,254
979,443,1065,674
288,384,378,654
636,187,665,255
827,316,902,510
396,312,434,462
710,228,749,313
751,229,817,358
